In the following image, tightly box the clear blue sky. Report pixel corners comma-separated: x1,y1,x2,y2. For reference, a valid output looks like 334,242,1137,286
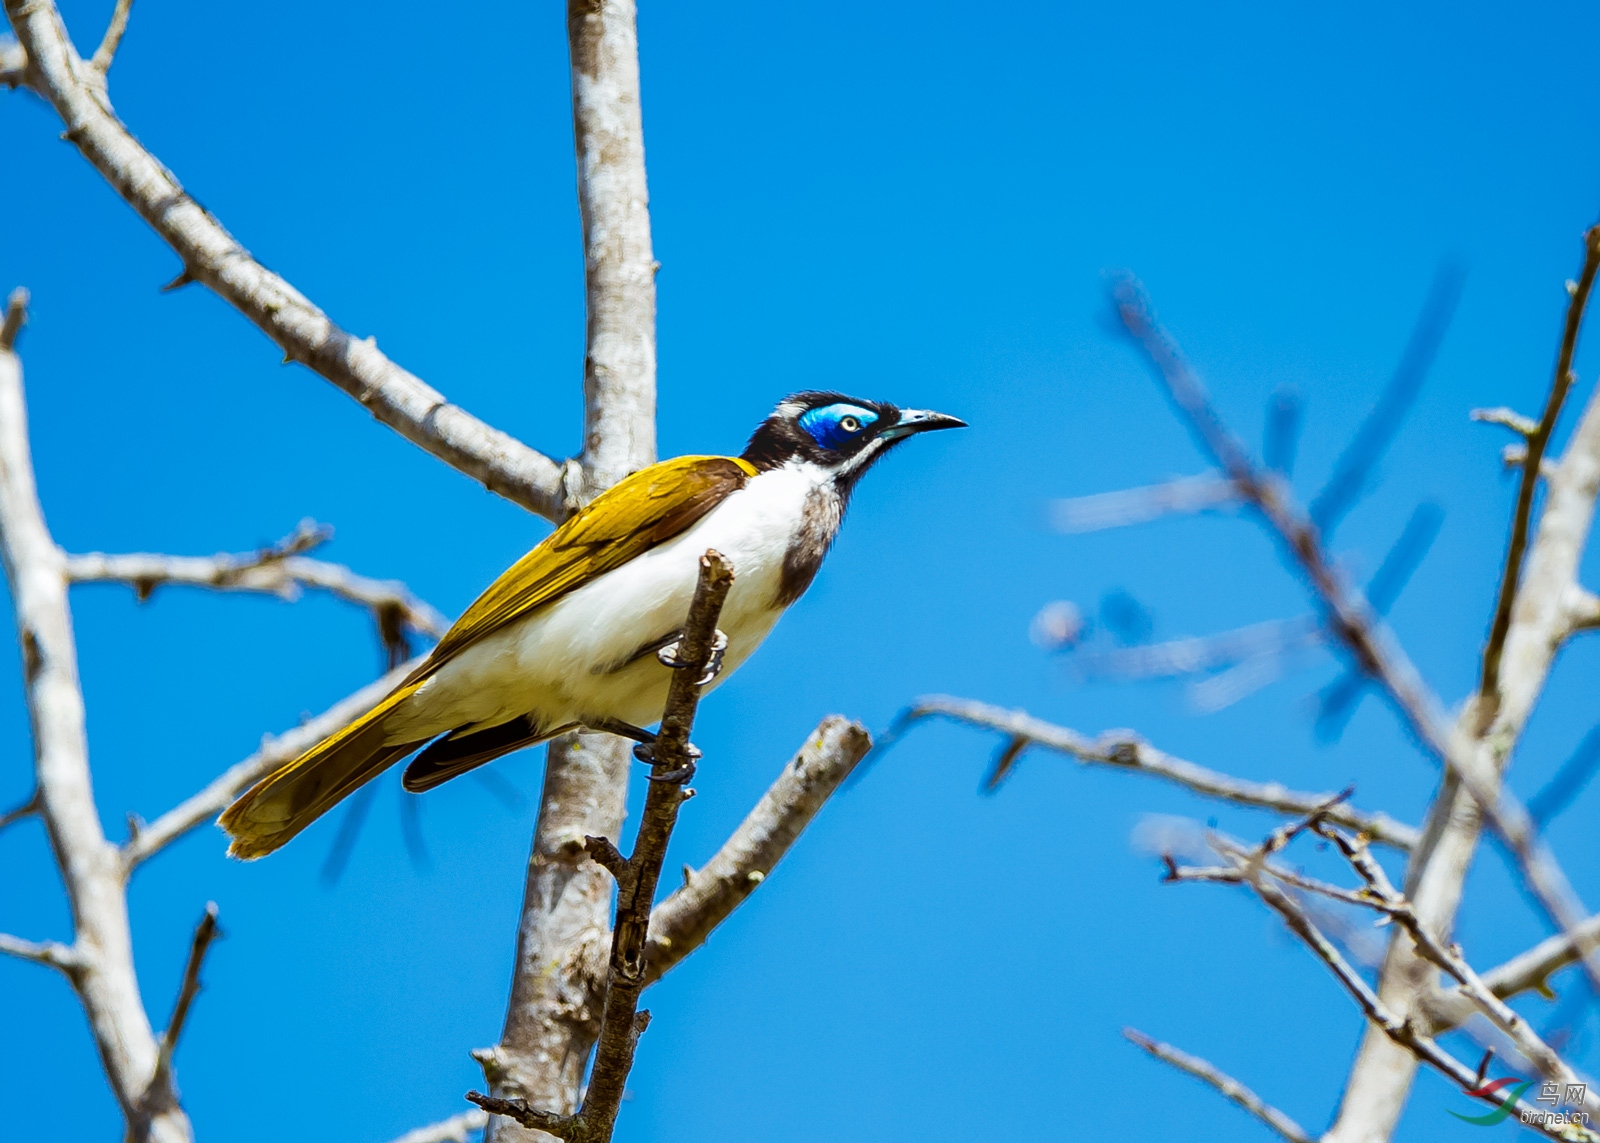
5,2,1600,1140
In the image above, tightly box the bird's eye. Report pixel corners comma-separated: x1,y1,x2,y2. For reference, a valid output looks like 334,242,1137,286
839,415,861,433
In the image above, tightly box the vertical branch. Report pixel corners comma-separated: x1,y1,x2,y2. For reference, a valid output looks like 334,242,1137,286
567,0,657,502
471,554,734,1143
480,4,659,1139
0,289,190,1143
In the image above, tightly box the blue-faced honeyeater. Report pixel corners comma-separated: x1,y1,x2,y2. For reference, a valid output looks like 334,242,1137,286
219,392,964,858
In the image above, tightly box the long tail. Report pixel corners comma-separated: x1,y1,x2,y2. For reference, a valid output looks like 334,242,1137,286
219,681,428,860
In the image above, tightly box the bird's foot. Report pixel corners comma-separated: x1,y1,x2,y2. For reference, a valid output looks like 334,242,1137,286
656,629,729,687
633,737,701,783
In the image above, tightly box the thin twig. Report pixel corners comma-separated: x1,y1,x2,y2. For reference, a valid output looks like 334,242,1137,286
122,660,421,870
3,0,570,521
890,695,1418,849
1473,406,1541,437
150,903,221,1090
1482,225,1600,702
1317,824,1600,1116
66,523,448,642
0,931,81,973
1123,1028,1313,1143
88,0,132,74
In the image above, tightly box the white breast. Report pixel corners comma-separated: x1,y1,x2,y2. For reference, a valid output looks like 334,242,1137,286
384,461,831,742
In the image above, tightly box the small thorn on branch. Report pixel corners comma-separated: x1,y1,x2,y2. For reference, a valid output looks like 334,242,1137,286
464,1092,574,1137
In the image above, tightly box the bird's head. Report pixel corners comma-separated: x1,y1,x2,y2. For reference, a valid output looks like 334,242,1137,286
740,391,965,490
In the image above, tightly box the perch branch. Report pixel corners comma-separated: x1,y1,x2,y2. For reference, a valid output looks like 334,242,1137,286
892,695,1418,849
1,0,571,521
471,551,733,1143
1123,1028,1313,1143
643,714,873,984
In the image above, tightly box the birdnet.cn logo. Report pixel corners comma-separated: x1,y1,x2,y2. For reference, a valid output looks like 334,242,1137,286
1451,1076,1590,1129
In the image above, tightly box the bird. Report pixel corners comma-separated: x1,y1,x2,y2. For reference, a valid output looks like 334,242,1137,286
219,392,965,859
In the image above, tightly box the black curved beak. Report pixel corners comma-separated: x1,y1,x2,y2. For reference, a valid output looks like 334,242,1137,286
880,408,968,440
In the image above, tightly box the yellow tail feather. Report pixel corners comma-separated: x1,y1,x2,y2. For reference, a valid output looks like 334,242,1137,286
219,681,427,860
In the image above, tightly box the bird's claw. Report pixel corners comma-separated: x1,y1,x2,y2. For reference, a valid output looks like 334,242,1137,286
657,629,729,687
647,761,697,785
632,740,703,769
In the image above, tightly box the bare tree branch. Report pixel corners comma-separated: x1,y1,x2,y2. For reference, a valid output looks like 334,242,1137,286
643,715,873,985
385,1111,489,1143
0,290,190,1141
891,695,1418,849
66,521,448,640
1242,868,1599,1142
471,552,734,1143
1123,1027,1314,1143
122,659,420,870
1308,824,1600,1119
478,4,661,1137
1112,274,1600,997
0,1,571,521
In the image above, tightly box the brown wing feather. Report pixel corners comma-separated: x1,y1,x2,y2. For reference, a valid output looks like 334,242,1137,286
407,454,756,684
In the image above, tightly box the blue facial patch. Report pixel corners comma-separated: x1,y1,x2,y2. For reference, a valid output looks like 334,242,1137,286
798,403,878,450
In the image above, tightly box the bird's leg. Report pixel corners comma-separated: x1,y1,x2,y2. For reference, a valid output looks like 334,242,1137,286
589,718,701,781
656,628,729,687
